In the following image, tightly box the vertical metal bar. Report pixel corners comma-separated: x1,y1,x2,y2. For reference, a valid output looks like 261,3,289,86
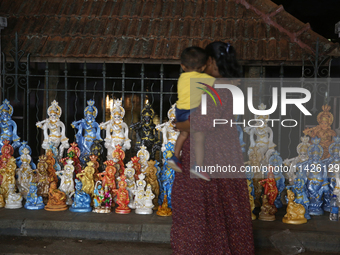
2,53,6,101
64,61,68,125
259,63,263,104
83,62,87,110
102,62,106,123
45,61,49,111
312,38,319,113
141,63,144,110
14,32,19,103
299,58,305,140
278,63,284,153
26,53,30,142
121,63,125,107
160,64,164,123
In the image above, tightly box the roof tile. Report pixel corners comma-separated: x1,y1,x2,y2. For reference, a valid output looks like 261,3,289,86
87,37,105,57
99,1,112,17
214,20,222,39
174,0,185,18
152,0,164,18
216,0,226,18
236,19,245,39
226,0,236,18
115,19,130,37
206,1,217,18
246,19,256,39
119,0,133,17
41,36,70,57
170,19,181,38
130,39,144,58
278,39,289,59
203,19,213,38
145,39,157,58
181,19,191,39
142,0,154,17
132,0,144,17
122,38,135,57
149,19,161,38
138,19,151,37
0,1,15,15
195,0,204,18
168,39,179,59
182,1,194,18
225,20,235,39
257,40,267,60
267,39,277,60
191,19,203,38
257,20,267,39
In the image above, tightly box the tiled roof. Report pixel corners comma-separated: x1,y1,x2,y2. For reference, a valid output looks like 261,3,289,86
1,0,338,63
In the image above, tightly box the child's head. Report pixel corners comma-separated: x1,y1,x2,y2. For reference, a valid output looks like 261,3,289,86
180,46,208,72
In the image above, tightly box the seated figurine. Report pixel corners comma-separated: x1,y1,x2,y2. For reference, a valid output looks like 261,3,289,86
283,190,307,224
45,181,68,211
70,179,92,213
92,182,112,213
5,184,23,209
156,194,172,217
112,175,131,214
25,182,44,210
76,161,95,197
258,194,277,221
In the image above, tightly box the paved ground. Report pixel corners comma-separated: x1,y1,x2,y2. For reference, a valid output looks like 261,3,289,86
1,207,340,254
0,236,338,255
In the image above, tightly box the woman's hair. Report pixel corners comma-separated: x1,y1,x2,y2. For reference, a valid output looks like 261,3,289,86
205,42,241,78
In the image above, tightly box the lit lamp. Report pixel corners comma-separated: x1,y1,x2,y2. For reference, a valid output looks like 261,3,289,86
105,95,114,121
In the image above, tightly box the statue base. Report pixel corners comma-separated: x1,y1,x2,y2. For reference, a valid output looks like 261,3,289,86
128,203,135,209
258,214,275,221
309,208,324,216
323,205,330,212
5,203,22,209
135,208,153,214
25,204,45,210
0,202,5,208
156,209,172,217
92,206,111,214
282,217,307,224
66,198,73,206
45,204,68,211
115,207,131,214
251,213,257,220
70,207,92,213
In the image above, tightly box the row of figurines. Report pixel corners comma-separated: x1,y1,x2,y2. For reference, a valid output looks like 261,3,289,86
0,176,171,217
0,138,177,216
0,98,179,163
246,135,340,223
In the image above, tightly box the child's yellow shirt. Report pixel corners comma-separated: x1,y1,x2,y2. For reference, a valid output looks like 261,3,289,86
176,71,215,110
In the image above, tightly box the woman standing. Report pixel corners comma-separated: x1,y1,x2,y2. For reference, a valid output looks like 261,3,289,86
171,42,255,255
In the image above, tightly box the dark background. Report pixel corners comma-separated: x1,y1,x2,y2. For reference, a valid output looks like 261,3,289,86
272,0,340,43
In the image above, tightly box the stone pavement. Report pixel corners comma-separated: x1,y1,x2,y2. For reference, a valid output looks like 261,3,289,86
0,207,340,253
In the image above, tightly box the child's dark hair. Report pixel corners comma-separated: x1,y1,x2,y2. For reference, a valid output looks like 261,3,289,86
180,46,208,70
205,42,241,78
